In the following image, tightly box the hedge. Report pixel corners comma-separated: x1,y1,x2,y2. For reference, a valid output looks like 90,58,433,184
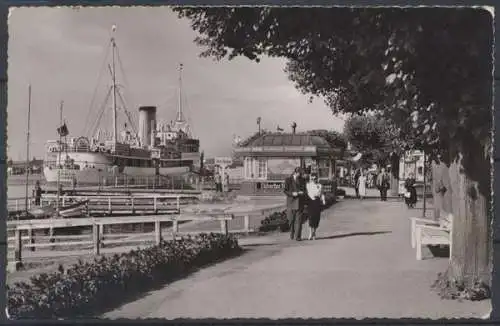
7,233,241,320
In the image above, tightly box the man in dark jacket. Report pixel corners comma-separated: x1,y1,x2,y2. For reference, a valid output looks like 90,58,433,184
353,168,361,198
284,167,306,241
377,168,390,201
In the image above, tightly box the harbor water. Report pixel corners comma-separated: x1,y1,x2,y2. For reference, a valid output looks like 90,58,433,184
7,174,46,201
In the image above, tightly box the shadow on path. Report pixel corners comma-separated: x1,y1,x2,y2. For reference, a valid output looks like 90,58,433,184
316,231,391,241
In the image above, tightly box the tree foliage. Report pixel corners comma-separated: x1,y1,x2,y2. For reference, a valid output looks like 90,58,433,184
306,129,347,152
174,7,493,197
343,114,397,166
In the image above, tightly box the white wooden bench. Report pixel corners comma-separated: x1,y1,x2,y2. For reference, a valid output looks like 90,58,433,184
410,217,440,249
412,214,453,261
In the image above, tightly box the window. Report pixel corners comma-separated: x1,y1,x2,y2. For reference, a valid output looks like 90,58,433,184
244,157,252,179
257,158,267,179
318,159,330,179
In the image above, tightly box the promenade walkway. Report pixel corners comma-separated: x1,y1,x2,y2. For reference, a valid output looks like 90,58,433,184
104,199,490,319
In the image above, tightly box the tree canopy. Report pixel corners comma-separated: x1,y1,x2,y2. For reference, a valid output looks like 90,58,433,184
174,7,493,196
342,114,397,166
306,129,347,152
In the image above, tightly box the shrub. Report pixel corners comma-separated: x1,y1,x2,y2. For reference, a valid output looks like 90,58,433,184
335,188,346,197
7,233,241,320
259,211,290,233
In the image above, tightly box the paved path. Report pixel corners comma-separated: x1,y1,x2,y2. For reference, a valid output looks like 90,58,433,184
103,199,490,319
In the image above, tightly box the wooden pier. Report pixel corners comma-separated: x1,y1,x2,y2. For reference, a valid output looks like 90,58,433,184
8,193,200,218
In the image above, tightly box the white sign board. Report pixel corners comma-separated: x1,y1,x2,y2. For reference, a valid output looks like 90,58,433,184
215,157,233,166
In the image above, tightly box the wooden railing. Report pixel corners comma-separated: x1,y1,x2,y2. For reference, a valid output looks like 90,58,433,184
6,202,287,266
8,194,199,215
7,197,36,212
40,194,199,215
7,214,235,269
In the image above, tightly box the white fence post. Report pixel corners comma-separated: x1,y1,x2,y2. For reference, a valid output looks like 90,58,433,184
14,229,22,271
93,224,101,255
153,197,158,214
28,227,35,252
99,224,105,248
155,219,162,245
220,219,229,235
172,218,179,239
108,197,112,215
244,215,250,234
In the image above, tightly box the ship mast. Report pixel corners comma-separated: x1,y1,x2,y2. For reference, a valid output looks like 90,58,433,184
56,101,63,217
24,84,32,218
110,24,118,144
177,63,184,123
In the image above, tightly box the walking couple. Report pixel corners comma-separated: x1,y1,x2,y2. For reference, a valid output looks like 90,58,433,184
284,167,326,241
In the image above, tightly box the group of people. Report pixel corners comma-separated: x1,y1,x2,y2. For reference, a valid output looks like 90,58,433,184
353,167,391,201
214,172,229,193
352,167,418,207
284,167,326,241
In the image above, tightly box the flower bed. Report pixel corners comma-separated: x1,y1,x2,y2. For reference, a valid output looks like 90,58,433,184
7,233,241,320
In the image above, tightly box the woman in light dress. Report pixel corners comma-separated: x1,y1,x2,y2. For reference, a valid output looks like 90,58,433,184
357,169,367,199
306,173,326,240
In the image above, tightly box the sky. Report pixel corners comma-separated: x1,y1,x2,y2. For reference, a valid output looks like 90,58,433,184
7,7,345,161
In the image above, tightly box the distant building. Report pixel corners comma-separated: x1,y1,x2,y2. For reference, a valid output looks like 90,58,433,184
8,159,44,175
398,150,427,195
233,132,342,195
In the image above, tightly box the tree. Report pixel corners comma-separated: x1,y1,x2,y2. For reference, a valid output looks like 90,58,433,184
306,129,347,153
174,7,493,297
342,114,398,166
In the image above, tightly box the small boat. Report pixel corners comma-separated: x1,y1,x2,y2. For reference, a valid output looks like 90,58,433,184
20,200,89,219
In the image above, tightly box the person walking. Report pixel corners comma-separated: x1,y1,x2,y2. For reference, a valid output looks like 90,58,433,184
306,173,326,240
357,169,367,200
376,167,390,201
404,172,418,208
214,172,222,193
72,176,77,192
34,181,42,206
224,172,230,193
284,167,306,241
353,168,361,198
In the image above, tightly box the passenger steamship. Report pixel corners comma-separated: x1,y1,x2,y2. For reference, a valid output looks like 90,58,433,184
43,26,200,184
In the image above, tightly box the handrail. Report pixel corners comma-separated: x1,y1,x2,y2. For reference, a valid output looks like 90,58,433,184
7,213,235,266
41,194,197,200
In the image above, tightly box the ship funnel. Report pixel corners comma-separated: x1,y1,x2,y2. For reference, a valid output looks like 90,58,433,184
138,106,157,147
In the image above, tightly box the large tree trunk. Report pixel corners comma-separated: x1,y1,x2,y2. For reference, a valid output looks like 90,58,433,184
435,156,491,289
449,158,490,287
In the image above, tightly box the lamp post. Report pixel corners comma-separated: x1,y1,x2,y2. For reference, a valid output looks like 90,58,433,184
422,151,427,218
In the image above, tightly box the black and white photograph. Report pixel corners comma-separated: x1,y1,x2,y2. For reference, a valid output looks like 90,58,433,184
4,5,494,320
